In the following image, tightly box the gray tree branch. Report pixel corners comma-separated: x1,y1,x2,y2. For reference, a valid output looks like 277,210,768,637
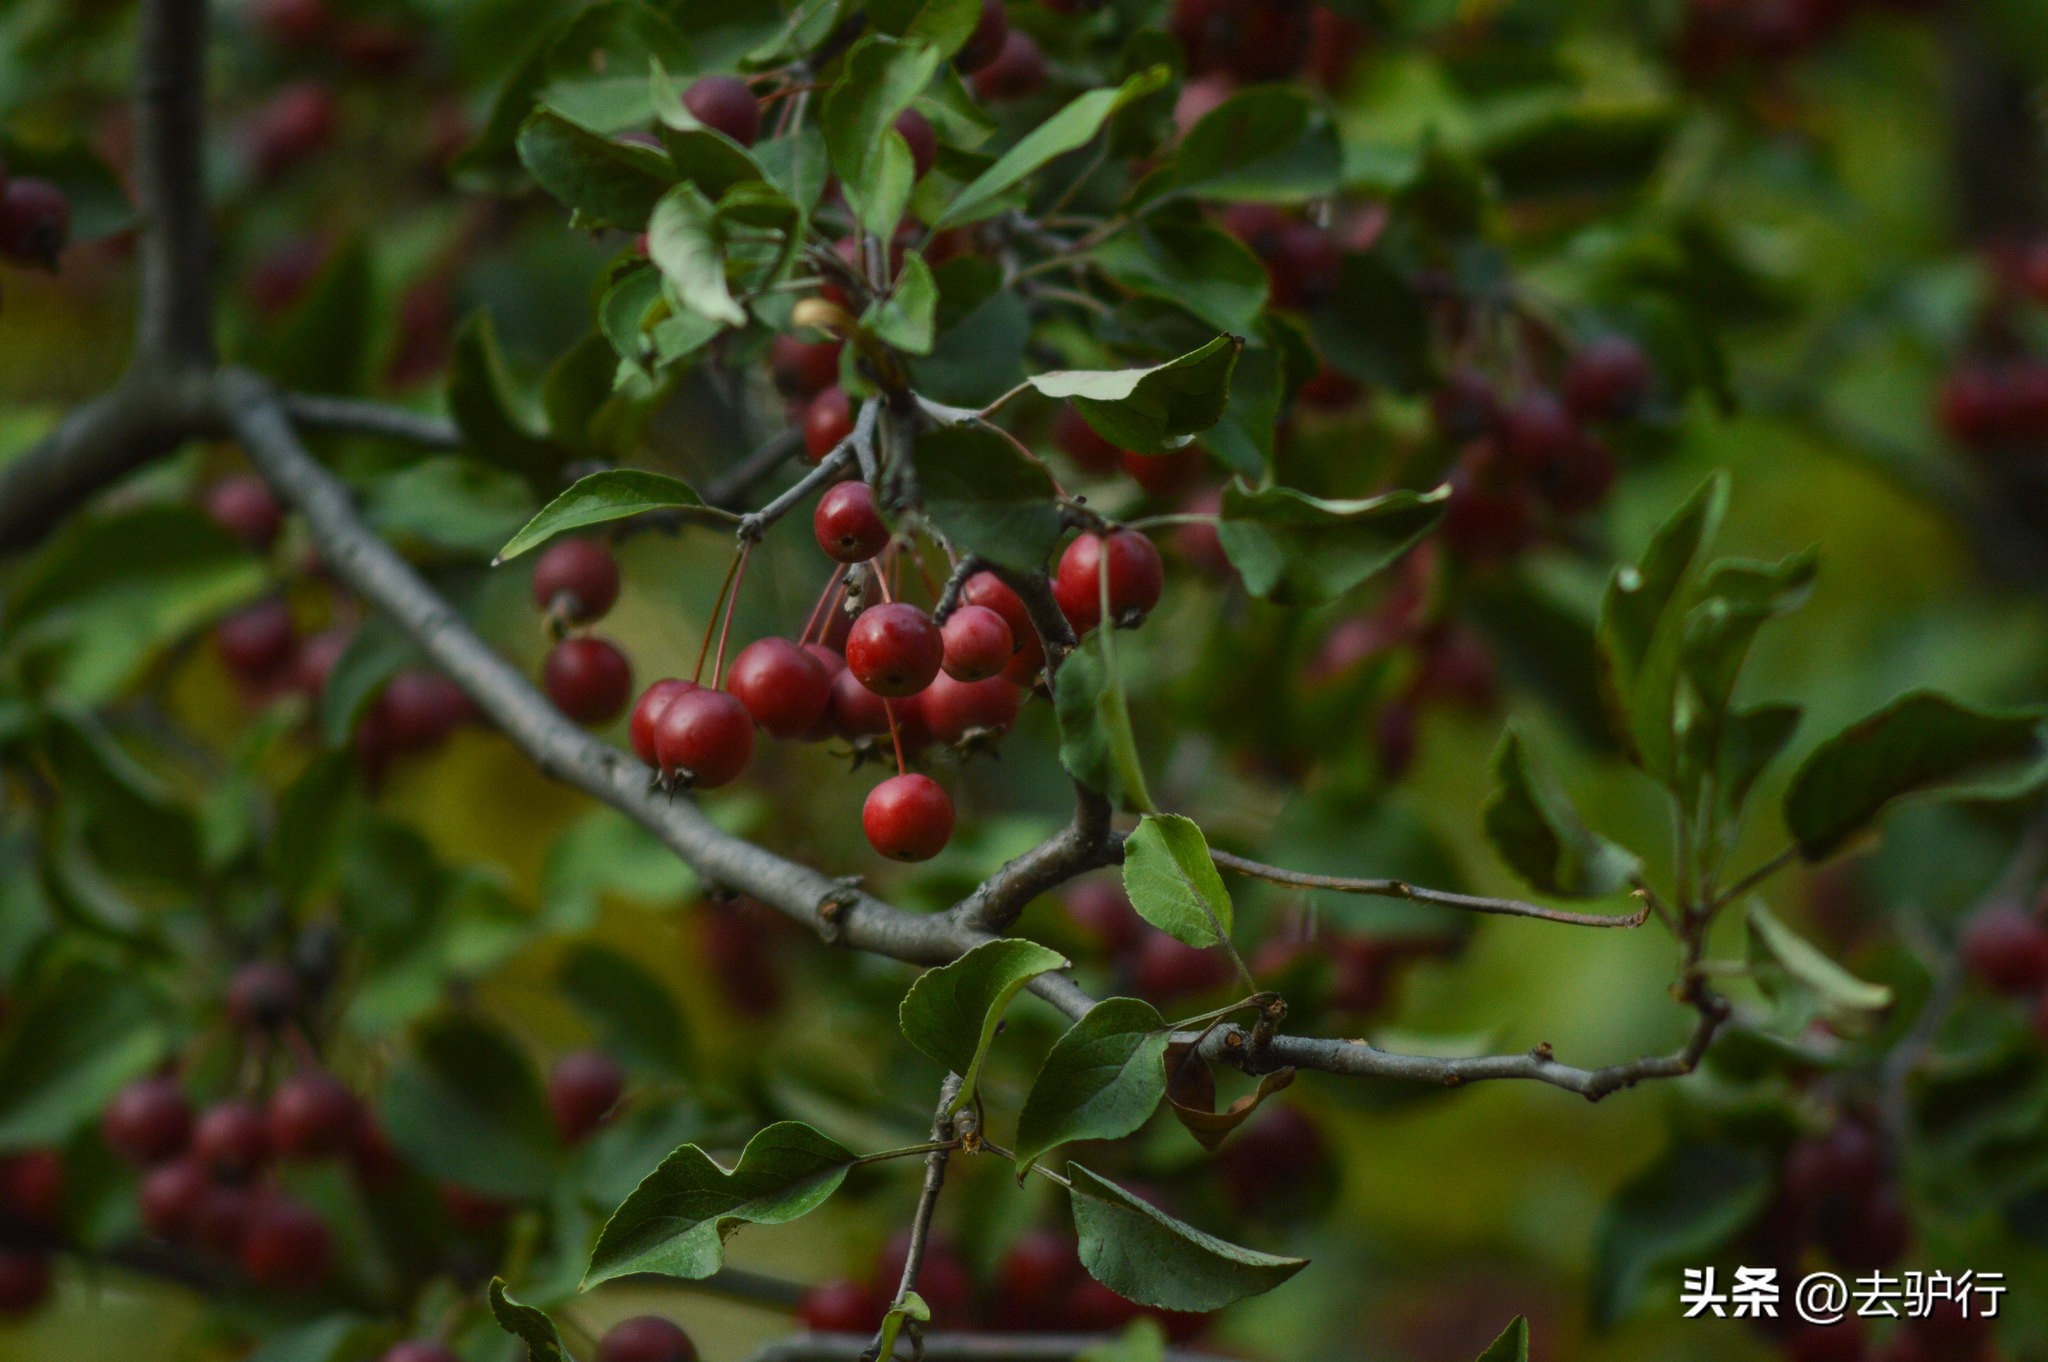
132,0,215,370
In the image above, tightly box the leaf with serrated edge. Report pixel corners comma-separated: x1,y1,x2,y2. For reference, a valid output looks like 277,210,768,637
1029,336,1240,453
900,939,1068,1111
1015,998,1169,1164
488,1279,568,1362
937,67,1171,229
1068,1165,1307,1311
1475,1317,1529,1362
497,469,731,563
583,1121,857,1286
1217,480,1447,605
1121,815,1232,948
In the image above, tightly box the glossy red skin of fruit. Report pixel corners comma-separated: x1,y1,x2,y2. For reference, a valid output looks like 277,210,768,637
596,1315,698,1362
241,1195,334,1289
960,571,1035,647
814,480,891,562
972,29,1048,100
847,603,944,697
654,687,755,788
0,1250,52,1315
531,539,621,622
0,1151,63,1231
216,598,298,678
805,386,855,462
1053,530,1165,633
192,1183,254,1257
139,1157,209,1241
380,1343,464,1362
545,636,634,725
772,334,842,396
204,475,284,551
922,673,1022,746
549,1049,626,1143
104,1076,194,1166
1130,930,1234,999
1172,488,1231,575
1958,904,2048,995
828,666,894,740
726,637,833,738
267,1072,360,1158
799,1278,884,1333
378,670,472,751
1065,879,1143,953
863,773,955,861
954,0,1009,72
940,604,1014,681
1564,335,1654,419
193,1101,272,1180
1496,389,1580,473
682,75,760,147
226,960,301,1030
894,108,939,181
630,679,697,767
0,177,70,270
1053,406,1124,474
796,645,848,741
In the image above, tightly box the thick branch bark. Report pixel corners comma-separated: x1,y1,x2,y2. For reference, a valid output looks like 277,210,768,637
283,393,462,450
132,0,214,369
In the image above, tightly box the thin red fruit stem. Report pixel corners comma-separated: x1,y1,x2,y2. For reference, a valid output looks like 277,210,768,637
711,542,754,688
800,563,849,646
693,546,748,685
884,698,907,776
872,554,895,604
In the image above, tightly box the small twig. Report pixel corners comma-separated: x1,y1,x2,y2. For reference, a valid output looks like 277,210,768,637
1209,851,1650,929
282,393,463,449
867,1076,965,1361
739,402,877,542
1710,845,1802,908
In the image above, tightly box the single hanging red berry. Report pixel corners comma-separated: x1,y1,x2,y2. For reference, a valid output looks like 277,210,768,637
193,1101,272,1180
894,108,938,181
653,688,755,788
544,636,633,725
772,334,842,397
204,475,284,551
225,960,301,1030
681,74,760,146
954,0,1009,73
846,603,944,697
596,1315,697,1362
0,177,70,271
1053,530,1164,633
103,1076,193,1167
531,538,621,623
1563,335,1654,420
548,1049,626,1143
813,481,891,562
215,598,298,678
240,1194,333,1289
805,386,855,462
940,604,1013,681
267,1072,361,1158
725,637,833,738
863,773,955,861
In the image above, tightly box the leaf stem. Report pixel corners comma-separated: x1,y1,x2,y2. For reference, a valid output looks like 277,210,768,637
1711,845,1801,908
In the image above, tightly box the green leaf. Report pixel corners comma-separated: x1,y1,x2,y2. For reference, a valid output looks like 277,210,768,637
448,310,571,491
0,962,167,1146
497,468,727,563
1079,1320,1167,1362
1308,250,1433,394
40,711,203,884
1131,86,1340,206
874,1291,931,1362
600,266,666,370
1676,552,1816,805
864,251,939,355
911,424,1062,569
1592,1143,1772,1327
379,1013,557,1199
1475,1317,1530,1362
488,1279,570,1362
265,237,377,396
559,943,691,1077
1068,1165,1308,1311
517,106,675,230
1217,481,1447,605
1720,702,1802,817
1054,631,1155,814
538,2,696,133
1746,900,1894,1031
1029,336,1241,454
318,618,416,747
1121,815,1233,948
868,0,983,54
823,35,941,236
583,1121,858,1286
365,457,537,558
269,750,358,908
936,66,1172,230
1597,472,1727,781
1483,730,1639,898
647,182,745,328
1784,691,2048,859
1015,998,1169,1165
0,133,135,241
900,939,1069,1110
1091,216,1269,336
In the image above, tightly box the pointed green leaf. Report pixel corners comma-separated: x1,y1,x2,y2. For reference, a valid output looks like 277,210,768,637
874,1290,931,1362
869,0,988,56
900,939,1069,1110
1068,1165,1308,1311
1747,900,1893,1030
1079,1320,1167,1362
539,3,696,132
1054,631,1155,814
1483,731,1638,898
1028,336,1241,454
1130,86,1340,206
0,962,168,1146
381,1014,557,1200
559,943,692,1078
865,251,939,354
1121,815,1233,948
1091,216,1269,336
1015,998,1169,1165
1719,702,1802,817
517,107,674,230
936,66,1172,230
1592,1143,1772,1327
911,424,1062,569
497,468,730,563
1217,480,1448,605
647,182,744,328
448,311,572,491
824,35,941,235
584,1121,858,1286
488,1279,570,1362
1475,1317,1529,1362
1783,691,2048,859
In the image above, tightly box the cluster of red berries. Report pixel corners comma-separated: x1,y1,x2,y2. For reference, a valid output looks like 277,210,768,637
798,1226,1208,1343
238,0,429,180
1677,0,1941,80
1958,900,2048,1041
1171,0,1371,90
0,158,72,274
531,538,635,726
1433,335,1656,561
